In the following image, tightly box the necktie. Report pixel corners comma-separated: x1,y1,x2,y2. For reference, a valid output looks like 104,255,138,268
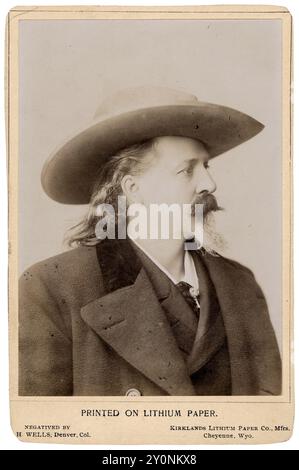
176,281,200,318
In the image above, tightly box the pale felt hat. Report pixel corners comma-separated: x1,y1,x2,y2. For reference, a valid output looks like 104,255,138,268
41,86,264,204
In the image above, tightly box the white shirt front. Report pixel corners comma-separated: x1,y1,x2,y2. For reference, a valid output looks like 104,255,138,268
129,237,199,291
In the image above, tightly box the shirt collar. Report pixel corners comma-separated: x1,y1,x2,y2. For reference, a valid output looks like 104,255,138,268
129,237,199,290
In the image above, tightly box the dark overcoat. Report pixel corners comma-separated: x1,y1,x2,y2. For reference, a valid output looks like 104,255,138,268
19,239,281,396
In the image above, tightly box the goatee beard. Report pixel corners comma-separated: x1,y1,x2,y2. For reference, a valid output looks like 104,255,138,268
189,193,227,254
201,211,228,255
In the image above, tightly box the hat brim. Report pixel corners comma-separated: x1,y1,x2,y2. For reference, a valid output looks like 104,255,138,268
41,103,264,204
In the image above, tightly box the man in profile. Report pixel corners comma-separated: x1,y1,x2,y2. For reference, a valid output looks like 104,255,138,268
19,86,281,396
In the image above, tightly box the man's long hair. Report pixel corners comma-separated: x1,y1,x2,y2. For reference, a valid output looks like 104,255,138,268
66,139,156,246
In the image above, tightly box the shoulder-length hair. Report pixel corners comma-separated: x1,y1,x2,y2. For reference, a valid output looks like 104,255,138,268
66,139,157,247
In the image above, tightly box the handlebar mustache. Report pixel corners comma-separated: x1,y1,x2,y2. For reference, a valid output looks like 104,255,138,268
191,192,222,216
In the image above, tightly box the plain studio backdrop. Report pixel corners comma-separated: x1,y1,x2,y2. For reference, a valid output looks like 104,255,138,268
18,19,282,347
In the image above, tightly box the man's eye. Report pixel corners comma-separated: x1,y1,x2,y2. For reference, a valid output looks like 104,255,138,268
178,167,193,176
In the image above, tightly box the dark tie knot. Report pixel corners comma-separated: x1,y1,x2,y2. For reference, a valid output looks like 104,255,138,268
176,281,200,317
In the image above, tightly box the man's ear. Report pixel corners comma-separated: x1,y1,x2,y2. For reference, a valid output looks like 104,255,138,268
121,175,140,203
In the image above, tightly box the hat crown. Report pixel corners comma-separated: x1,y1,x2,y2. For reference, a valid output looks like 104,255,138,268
94,86,199,121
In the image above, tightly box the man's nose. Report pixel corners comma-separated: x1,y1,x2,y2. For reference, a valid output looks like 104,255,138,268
195,168,217,194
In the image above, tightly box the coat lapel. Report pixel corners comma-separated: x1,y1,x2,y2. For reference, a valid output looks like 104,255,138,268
81,239,195,396
186,252,227,375
199,251,281,395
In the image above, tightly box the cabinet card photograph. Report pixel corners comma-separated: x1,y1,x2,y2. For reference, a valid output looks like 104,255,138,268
7,5,293,444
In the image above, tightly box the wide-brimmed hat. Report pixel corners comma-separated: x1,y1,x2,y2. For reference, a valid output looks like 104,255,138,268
41,86,264,204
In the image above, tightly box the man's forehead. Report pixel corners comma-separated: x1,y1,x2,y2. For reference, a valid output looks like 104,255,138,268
153,136,209,162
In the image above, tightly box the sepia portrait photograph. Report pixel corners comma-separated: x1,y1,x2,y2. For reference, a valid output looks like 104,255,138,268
7,5,293,445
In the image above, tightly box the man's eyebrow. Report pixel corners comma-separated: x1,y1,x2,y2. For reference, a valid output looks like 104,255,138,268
174,157,201,170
